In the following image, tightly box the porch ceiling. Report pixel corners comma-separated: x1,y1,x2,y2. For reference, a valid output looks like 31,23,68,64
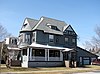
28,43,73,51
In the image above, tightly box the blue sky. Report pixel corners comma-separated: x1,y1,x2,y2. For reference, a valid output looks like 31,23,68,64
0,0,100,48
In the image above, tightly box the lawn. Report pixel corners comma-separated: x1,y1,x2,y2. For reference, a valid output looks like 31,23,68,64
0,64,100,74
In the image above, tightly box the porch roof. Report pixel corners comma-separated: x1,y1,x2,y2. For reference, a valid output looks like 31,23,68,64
7,47,21,50
28,43,73,52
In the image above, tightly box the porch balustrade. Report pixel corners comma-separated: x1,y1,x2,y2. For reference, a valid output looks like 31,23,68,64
49,57,60,61
31,56,60,61
31,56,45,61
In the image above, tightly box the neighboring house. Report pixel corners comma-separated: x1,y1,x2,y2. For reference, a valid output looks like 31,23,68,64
18,16,98,67
5,37,21,66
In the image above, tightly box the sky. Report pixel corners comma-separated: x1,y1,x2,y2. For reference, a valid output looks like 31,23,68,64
0,0,100,48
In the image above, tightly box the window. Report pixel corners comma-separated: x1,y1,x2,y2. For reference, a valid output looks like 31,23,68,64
65,37,68,43
72,39,75,43
25,34,30,43
49,35,54,43
47,24,60,31
23,24,27,28
33,33,35,42
56,38,59,43
11,39,17,45
49,50,60,57
32,49,45,57
51,26,57,30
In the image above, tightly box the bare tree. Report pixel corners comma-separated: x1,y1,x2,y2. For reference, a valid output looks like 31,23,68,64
0,23,12,68
1,43,11,68
83,25,100,52
0,23,11,41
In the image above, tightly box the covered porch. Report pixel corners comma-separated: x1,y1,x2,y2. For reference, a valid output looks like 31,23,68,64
21,43,74,67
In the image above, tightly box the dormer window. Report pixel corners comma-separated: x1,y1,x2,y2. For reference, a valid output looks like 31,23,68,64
51,26,57,30
47,24,60,31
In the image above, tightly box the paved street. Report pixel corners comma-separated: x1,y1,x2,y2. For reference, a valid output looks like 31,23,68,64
73,70,100,74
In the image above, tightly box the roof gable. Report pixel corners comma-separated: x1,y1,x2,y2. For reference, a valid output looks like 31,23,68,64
64,25,74,32
20,18,38,32
63,25,76,35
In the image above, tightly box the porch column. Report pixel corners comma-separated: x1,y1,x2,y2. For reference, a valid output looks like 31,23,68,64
29,48,32,61
27,48,29,61
47,49,49,61
60,50,63,61
45,49,47,61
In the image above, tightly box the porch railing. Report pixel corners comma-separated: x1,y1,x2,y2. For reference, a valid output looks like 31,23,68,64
30,56,60,61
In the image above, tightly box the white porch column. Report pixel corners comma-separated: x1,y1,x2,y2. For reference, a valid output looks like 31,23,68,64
48,49,49,61
45,49,47,61
27,48,29,61
60,50,63,61
29,48,32,61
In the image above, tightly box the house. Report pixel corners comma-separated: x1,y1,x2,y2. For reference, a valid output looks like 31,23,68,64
5,37,21,66
18,16,98,67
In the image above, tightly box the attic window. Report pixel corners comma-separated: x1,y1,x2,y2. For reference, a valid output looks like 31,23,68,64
23,24,27,27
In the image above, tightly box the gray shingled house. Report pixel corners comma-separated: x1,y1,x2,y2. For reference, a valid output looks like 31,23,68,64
18,16,98,67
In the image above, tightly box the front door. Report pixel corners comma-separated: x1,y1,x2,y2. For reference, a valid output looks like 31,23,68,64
63,52,69,60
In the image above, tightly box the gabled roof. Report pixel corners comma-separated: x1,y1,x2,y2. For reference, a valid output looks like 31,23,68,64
20,16,76,35
77,46,98,57
20,17,38,32
32,16,68,35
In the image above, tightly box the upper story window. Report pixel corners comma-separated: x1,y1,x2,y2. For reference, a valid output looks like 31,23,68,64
65,37,68,43
72,39,75,43
56,38,59,43
32,32,35,42
64,30,76,35
49,34,54,43
25,34,30,43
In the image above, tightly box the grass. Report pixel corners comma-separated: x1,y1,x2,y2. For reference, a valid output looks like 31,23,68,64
0,64,100,74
